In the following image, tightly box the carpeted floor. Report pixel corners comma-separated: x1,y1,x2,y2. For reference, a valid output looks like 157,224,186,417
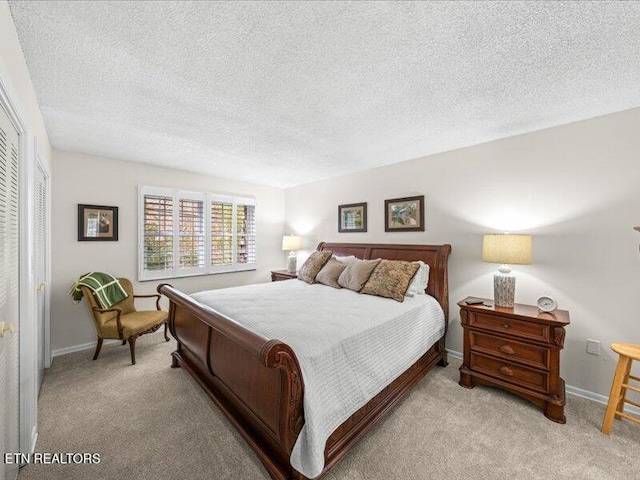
18,334,639,480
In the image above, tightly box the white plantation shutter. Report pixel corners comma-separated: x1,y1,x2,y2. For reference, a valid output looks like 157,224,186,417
178,195,205,275
211,200,233,268
142,193,174,279
236,201,256,266
139,186,256,280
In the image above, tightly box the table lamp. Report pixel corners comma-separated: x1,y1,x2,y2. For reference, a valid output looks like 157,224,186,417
482,233,532,307
282,235,303,273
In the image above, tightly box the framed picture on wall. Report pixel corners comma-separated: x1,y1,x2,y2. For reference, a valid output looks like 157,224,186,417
384,195,425,232
78,204,119,241
338,202,367,232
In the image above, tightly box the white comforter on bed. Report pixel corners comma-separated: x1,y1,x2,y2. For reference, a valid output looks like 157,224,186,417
191,280,445,479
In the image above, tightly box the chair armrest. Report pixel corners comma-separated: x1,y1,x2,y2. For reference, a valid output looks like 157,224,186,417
133,294,162,311
92,307,124,339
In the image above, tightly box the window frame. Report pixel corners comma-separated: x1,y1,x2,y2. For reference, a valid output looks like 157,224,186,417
138,185,256,281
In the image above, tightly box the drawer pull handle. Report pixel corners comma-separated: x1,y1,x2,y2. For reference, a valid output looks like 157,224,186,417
499,345,515,355
498,365,514,377
502,323,511,329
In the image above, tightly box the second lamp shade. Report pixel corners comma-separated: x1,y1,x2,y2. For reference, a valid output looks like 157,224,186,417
282,235,303,251
482,234,532,265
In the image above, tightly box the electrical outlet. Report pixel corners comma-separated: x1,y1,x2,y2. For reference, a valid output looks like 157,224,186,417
586,339,600,356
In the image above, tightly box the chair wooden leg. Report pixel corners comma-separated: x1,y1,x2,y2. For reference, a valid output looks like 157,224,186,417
164,322,170,342
93,337,103,360
129,336,137,365
602,355,631,434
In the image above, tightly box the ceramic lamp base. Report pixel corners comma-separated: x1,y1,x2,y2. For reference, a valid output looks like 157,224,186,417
494,273,515,307
286,253,297,273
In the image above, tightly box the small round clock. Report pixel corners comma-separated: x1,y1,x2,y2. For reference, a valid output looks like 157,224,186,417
537,294,558,313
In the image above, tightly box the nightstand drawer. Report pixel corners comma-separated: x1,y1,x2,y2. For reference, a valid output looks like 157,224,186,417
470,331,549,370
470,352,548,393
468,312,550,343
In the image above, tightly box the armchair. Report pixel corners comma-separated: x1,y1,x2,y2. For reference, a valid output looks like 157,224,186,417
81,278,169,364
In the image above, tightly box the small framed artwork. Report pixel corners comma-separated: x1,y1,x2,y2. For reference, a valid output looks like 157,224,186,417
384,195,425,232
78,204,119,241
338,202,367,233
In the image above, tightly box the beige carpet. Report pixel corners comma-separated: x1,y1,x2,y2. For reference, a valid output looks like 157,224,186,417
19,334,639,480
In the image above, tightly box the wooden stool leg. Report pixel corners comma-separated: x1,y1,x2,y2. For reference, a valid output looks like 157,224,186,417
602,355,631,434
615,359,632,419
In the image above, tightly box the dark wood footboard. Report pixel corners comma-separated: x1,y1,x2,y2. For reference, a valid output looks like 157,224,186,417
159,242,451,480
160,284,305,479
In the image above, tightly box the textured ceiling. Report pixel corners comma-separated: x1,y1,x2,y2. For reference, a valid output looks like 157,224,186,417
9,1,640,188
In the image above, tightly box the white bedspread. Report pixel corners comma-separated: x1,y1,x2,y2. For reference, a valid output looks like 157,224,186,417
191,280,445,479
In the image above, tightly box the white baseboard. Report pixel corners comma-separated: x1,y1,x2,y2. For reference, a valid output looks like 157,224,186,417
52,330,167,358
52,339,119,357
447,349,462,360
565,384,640,415
446,349,640,416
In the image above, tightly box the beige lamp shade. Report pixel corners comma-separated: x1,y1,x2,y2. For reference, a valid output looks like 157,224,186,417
282,235,303,251
482,234,532,265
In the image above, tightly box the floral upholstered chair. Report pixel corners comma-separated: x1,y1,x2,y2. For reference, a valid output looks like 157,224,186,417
81,278,169,364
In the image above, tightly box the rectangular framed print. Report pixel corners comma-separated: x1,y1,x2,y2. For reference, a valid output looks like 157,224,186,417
384,195,424,232
338,202,367,232
78,204,119,241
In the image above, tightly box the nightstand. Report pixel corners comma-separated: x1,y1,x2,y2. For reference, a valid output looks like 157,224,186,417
458,297,570,423
270,270,298,282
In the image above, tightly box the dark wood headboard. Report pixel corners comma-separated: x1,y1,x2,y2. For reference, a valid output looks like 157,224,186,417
317,242,452,323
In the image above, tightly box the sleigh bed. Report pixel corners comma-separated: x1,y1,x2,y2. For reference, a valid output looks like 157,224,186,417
158,242,452,480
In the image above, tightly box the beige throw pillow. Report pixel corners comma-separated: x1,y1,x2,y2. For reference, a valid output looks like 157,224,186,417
361,260,420,302
333,255,358,265
298,251,332,284
316,258,347,288
337,258,381,292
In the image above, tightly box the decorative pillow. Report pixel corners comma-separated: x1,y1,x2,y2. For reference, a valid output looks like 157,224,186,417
337,258,381,292
316,258,347,288
361,260,420,302
405,261,430,297
298,251,332,284
333,255,358,265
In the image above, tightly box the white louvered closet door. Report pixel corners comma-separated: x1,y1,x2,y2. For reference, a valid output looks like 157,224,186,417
35,164,46,391
0,103,20,480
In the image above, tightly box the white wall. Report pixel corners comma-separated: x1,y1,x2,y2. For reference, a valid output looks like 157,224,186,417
51,150,285,352
285,107,640,397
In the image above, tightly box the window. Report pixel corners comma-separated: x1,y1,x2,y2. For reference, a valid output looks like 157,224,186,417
138,186,256,280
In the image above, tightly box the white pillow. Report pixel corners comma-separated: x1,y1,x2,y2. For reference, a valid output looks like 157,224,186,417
333,255,358,265
405,261,430,297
